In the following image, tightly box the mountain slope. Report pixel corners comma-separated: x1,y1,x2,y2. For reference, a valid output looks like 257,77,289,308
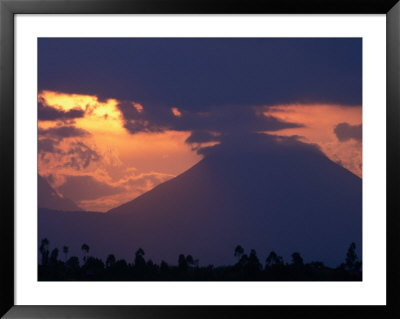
38,175,81,211
39,135,362,266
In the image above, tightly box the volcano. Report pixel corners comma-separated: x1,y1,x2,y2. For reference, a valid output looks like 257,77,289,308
38,134,362,267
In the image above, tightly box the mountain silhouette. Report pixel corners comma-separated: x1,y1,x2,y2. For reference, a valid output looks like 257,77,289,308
38,175,81,211
38,134,362,266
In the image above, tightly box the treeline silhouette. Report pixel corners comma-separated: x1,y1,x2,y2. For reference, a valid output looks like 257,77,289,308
38,239,362,281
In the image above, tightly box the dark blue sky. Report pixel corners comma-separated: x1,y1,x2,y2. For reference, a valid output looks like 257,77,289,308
38,38,362,111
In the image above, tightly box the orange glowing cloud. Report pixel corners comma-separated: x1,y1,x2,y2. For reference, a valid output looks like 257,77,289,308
133,103,144,113
262,104,362,177
38,90,124,134
38,90,201,212
171,107,182,117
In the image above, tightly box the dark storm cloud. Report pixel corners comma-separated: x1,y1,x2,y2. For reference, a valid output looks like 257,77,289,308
171,106,299,133
39,38,362,110
38,100,85,122
38,126,91,140
38,135,101,171
58,175,124,201
334,123,362,142
38,38,362,154
64,142,101,170
177,107,302,145
38,138,59,154
196,132,324,159
116,102,302,145
116,100,166,134
185,130,219,144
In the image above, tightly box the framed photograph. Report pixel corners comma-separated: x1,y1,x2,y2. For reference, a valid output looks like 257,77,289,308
1,0,399,318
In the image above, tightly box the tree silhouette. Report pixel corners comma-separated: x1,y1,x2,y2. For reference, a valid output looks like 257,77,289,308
114,259,128,271
38,239,362,281
83,257,105,277
134,248,146,269
136,248,145,256
246,249,262,272
265,251,283,267
186,255,194,267
309,261,324,271
160,260,169,272
39,238,50,265
234,245,244,260
66,256,80,270
178,254,188,271
237,254,249,268
106,254,116,268
146,259,154,269
291,252,304,266
345,242,359,271
63,246,69,262
50,248,59,266
81,243,90,262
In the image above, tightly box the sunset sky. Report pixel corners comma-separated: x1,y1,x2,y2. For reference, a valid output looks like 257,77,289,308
38,38,362,212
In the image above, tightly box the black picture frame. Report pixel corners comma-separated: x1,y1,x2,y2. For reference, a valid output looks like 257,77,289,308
1,0,399,318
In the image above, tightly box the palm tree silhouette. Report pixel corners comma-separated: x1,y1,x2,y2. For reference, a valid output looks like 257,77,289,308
40,238,50,265
37,237,362,281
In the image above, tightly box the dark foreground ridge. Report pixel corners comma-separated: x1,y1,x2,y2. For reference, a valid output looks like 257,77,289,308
38,239,362,281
